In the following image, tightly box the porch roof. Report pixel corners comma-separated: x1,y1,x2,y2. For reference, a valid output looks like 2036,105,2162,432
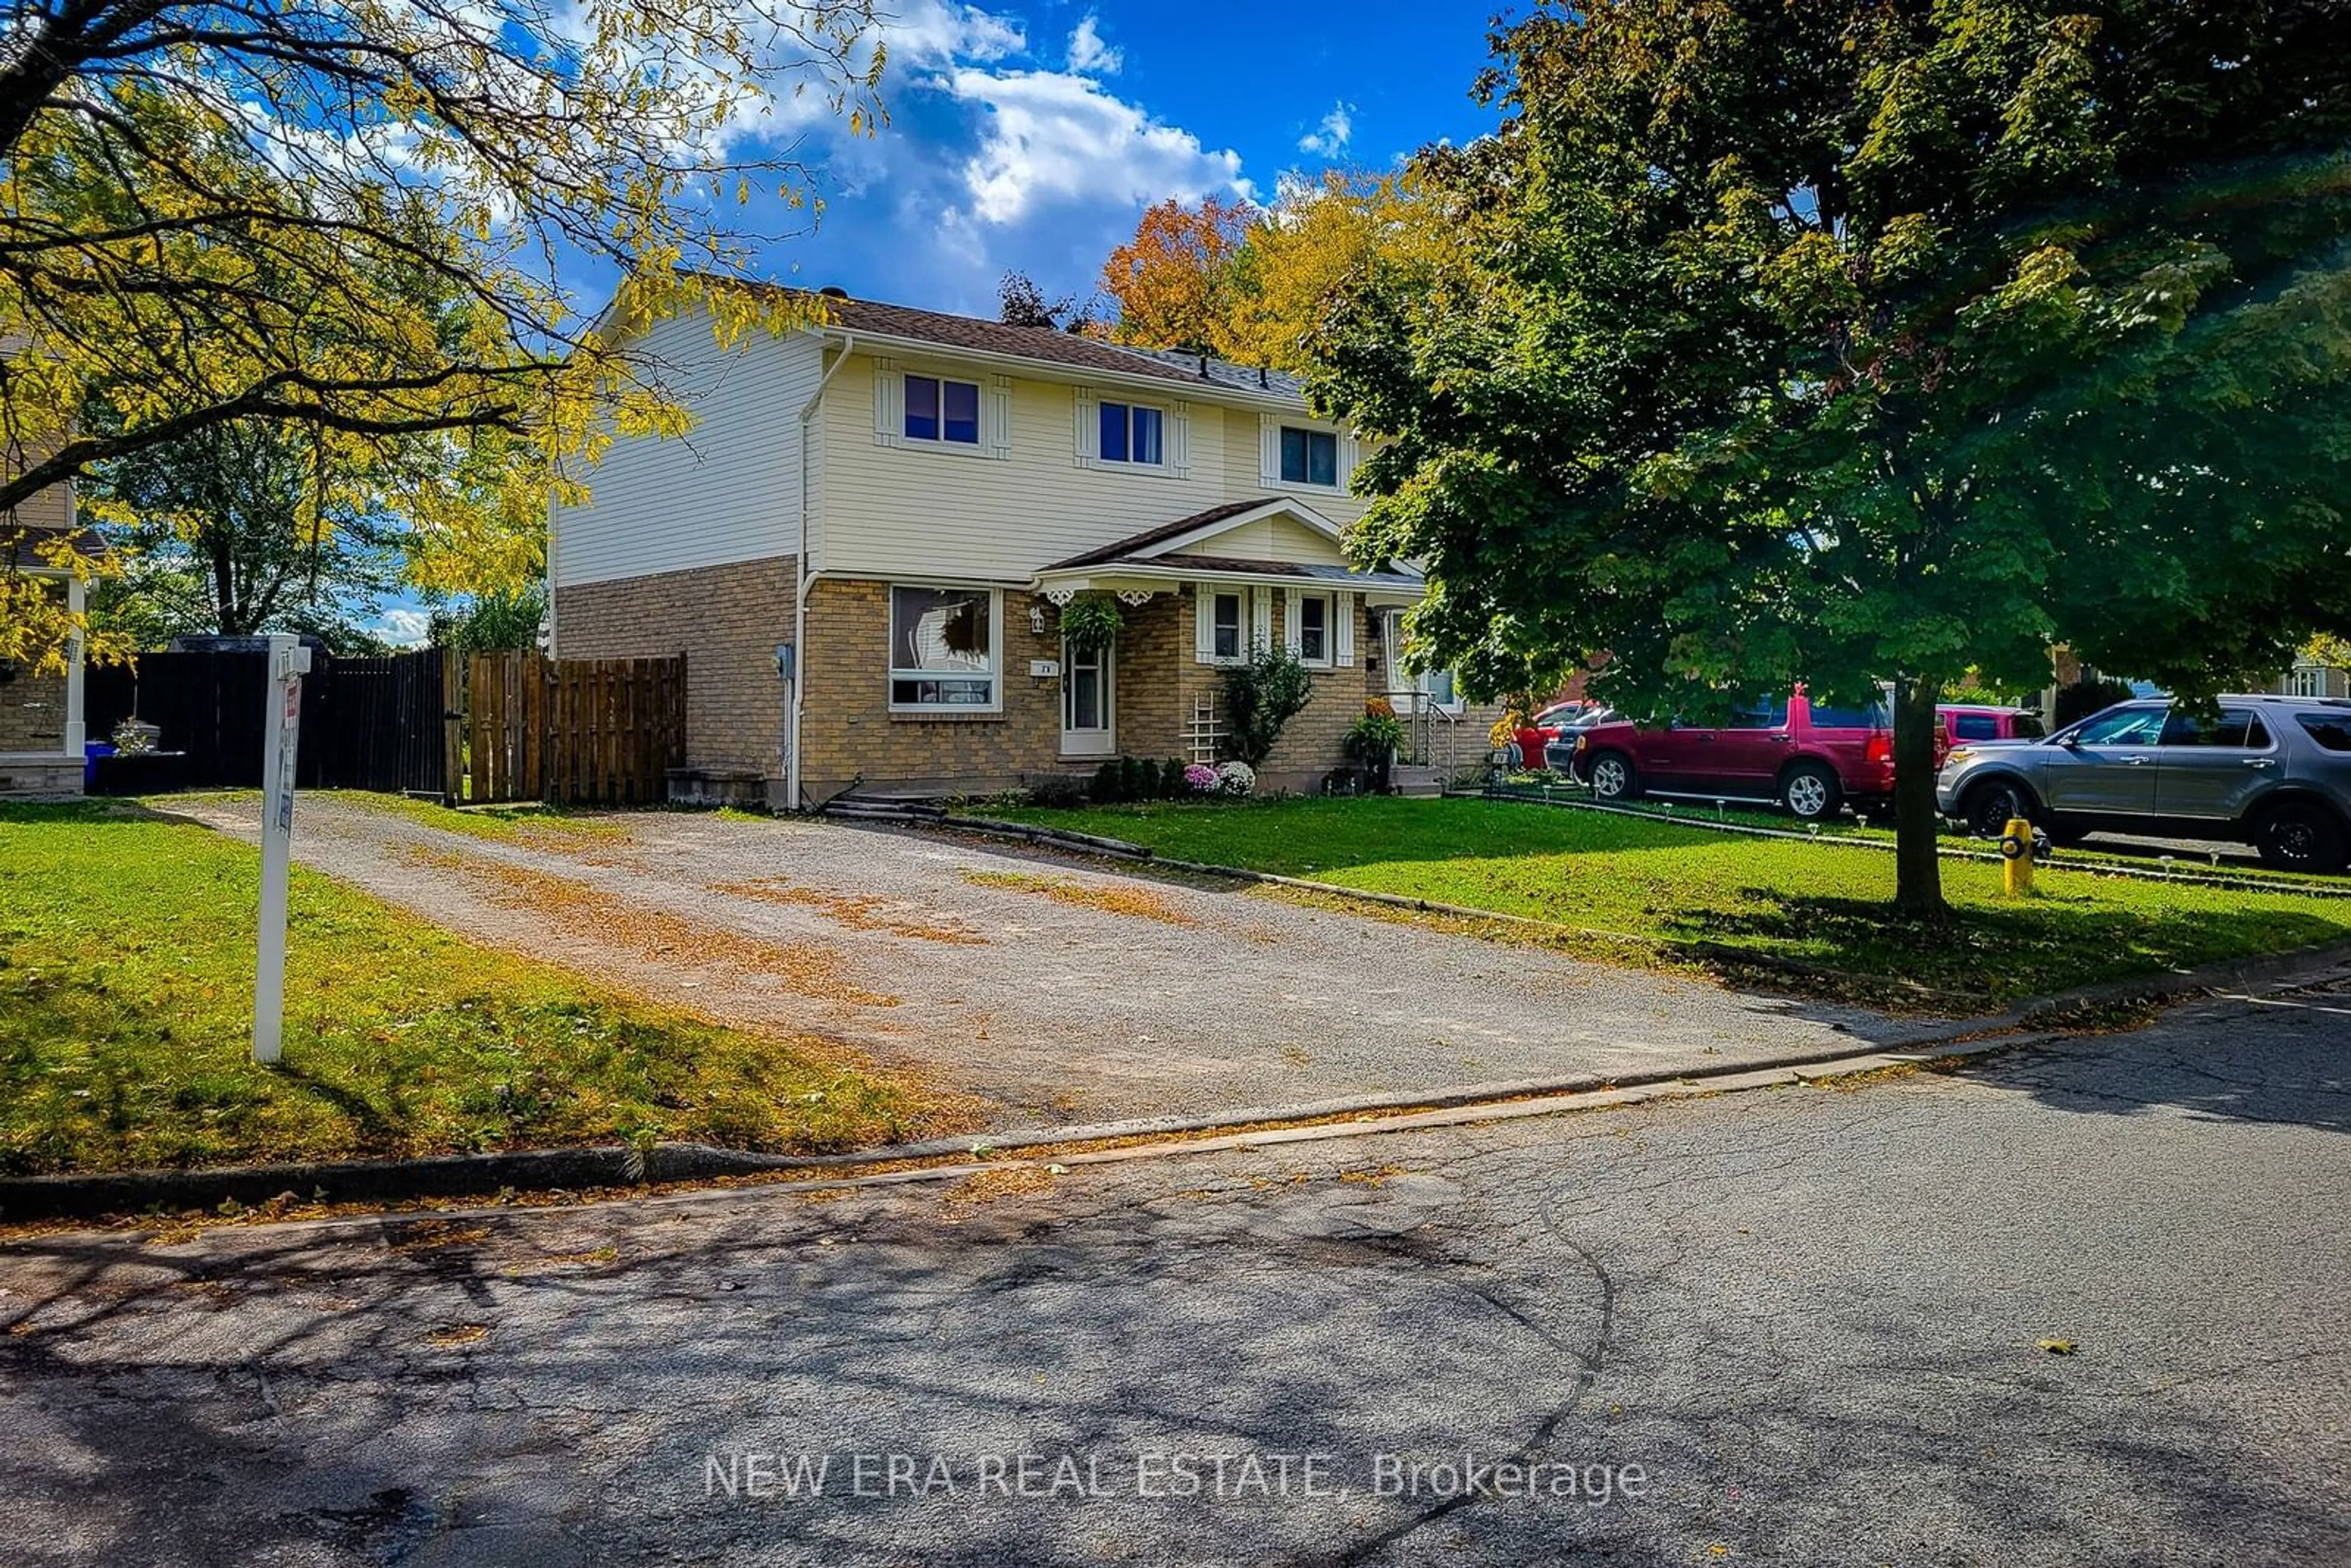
1034,498,1425,605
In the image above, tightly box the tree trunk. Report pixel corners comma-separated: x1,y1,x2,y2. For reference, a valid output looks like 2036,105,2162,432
1891,673,1947,918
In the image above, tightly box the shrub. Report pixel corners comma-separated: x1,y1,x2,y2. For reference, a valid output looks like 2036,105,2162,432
1219,645,1315,765
1344,708,1408,763
1090,759,1127,804
1215,760,1255,797
1158,757,1189,798
1029,775,1089,808
1183,762,1220,793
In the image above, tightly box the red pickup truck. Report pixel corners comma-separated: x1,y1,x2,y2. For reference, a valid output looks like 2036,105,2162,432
1572,688,1927,822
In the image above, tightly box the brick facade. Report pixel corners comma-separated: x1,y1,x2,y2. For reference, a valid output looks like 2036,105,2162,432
553,555,794,776
791,579,1399,798
557,561,1475,801
0,672,67,752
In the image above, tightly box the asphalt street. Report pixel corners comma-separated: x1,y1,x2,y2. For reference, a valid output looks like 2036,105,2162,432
4,978,2347,1567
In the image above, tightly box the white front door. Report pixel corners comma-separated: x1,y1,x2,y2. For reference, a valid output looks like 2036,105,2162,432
1061,639,1115,757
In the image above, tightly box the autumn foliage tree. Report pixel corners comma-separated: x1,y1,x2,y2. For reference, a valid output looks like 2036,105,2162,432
1099,196,1256,355
0,0,885,671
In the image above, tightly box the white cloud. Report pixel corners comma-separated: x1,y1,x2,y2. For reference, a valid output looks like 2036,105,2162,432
886,0,1027,68
374,609,432,648
1065,14,1122,75
948,68,1248,225
1297,100,1354,158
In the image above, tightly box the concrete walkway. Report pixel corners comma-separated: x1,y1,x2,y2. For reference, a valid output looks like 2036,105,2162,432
170,795,1968,1131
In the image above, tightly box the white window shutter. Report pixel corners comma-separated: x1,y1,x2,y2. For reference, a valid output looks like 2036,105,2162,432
1260,413,1280,486
1193,585,1215,663
1335,593,1357,666
872,356,901,446
1169,402,1193,480
1074,386,1099,469
1338,430,1361,487
1282,588,1303,657
1251,587,1271,653
988,375,1012,460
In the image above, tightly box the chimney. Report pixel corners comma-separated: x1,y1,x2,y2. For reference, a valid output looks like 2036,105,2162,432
1198,353,1210,378
1259,365,1269,388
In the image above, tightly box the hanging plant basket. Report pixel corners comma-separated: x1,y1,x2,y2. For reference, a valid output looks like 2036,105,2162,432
1057,595,1124,652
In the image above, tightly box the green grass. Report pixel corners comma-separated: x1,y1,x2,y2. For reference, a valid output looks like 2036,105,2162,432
0,802,959,1177
312,789,633,844
977,796,2351,1005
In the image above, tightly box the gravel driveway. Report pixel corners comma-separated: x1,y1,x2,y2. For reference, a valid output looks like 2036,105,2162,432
170,795,1963,1131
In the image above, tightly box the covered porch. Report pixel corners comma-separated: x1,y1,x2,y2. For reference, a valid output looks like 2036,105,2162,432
1033,500,1427,790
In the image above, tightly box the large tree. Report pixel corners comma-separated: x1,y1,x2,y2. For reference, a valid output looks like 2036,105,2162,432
1316,0,2351,914
0,0,882,667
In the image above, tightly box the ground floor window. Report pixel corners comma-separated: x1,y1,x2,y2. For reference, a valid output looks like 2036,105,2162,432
889,585,999,710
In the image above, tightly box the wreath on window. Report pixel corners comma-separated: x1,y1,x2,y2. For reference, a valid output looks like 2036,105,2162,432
1056,595,1123,653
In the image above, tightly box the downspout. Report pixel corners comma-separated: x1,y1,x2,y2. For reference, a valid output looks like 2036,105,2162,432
789,331,855,811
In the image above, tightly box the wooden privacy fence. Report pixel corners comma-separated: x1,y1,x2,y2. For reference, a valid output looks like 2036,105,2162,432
466,652,686,805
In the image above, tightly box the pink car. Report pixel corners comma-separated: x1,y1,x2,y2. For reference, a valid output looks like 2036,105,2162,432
1572,687,1918,822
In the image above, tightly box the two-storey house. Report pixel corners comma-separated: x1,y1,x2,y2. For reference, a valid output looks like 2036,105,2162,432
549,285,1494,806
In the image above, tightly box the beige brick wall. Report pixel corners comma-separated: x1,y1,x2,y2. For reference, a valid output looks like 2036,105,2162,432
553,555,793,776
0,672,67,752
799,577,1089,800
561,564,1442,801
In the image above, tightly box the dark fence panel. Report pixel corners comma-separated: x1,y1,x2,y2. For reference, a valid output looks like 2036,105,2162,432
85,647,448,795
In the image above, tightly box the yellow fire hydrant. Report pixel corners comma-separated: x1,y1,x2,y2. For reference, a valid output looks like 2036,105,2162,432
2000,816,2036,897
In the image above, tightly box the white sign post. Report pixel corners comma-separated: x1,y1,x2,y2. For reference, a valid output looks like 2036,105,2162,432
253,634,312,1065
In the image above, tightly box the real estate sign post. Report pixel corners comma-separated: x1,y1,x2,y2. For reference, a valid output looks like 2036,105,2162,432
253,634,312,1065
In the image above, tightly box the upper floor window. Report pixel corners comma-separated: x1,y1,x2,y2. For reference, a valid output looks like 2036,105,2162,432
1280,426,1338,487
906,375,981,445
1100,402,1164,466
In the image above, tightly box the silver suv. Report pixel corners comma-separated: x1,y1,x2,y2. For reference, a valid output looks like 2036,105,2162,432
1933,696,2351,873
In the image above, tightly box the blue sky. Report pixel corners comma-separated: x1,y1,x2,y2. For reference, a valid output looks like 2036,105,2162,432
381,2,1507,642
754,0,1508,314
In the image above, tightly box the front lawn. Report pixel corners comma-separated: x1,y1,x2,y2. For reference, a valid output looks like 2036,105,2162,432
0,803,961,1177
978,796,2351,1005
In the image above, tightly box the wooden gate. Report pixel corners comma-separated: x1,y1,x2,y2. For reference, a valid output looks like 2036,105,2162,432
465,652,685,805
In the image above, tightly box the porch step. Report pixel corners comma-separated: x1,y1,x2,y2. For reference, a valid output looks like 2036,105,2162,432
0,755,86,798
1390,764,1444,798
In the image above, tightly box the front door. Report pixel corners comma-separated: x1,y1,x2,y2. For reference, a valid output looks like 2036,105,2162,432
1060,639,1114,758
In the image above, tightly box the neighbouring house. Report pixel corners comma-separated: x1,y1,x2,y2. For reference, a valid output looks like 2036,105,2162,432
1,470,90,798
2274,656,2350,701
549,285,1502,805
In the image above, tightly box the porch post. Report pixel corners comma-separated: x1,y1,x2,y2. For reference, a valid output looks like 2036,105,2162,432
62,572,86,756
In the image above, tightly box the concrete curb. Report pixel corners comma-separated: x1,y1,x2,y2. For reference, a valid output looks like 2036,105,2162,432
7,924,2344,1229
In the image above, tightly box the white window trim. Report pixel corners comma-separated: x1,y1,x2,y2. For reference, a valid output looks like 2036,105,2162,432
878,361,1002,459
1078,388,1191,479
887,582,1004,714
1260,412,1357,492
1194,585,1263,666
1283,587,1337,669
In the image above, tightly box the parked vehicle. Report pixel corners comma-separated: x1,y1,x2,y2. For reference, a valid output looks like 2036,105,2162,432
1937,696,2351,871
1542,707,1618,771
1511,700,1605,770
1938,703,2044,743
1572,688,1908,822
